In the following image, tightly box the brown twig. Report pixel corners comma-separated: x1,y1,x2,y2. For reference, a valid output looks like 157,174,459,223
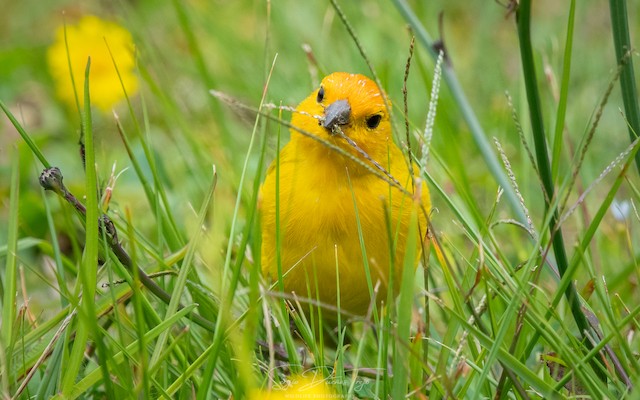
39,167,216,332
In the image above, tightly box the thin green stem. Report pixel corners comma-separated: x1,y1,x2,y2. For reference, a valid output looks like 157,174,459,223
608,0,640,173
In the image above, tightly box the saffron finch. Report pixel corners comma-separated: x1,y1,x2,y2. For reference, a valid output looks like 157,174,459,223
260,72,430,317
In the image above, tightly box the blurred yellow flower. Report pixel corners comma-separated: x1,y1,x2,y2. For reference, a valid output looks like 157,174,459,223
250,374,341,399
47,15,138,112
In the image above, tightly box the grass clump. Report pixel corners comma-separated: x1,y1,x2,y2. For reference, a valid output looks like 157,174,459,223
1,1,639,398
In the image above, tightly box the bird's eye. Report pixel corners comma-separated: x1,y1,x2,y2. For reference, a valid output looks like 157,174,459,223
317,86,324,103
366,114,382,129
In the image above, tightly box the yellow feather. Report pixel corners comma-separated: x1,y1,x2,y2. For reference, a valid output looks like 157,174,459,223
260,72,430,316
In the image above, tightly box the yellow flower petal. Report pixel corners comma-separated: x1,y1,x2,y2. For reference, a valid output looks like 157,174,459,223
250,375,340,400
47,15,138,112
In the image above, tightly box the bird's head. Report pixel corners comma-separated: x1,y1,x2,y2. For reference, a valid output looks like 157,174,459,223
291,72,392,159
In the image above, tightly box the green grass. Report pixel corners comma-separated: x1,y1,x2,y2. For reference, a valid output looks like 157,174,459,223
1,0,640,398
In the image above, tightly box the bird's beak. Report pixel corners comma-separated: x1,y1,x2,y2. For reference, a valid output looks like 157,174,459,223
322,99,351,133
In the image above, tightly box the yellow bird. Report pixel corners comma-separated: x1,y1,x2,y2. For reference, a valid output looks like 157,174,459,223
260,72,430,317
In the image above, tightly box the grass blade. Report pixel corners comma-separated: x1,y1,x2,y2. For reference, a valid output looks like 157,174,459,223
391,210,418,399
550,0,576,180
1,149,20,394
608,0,640,172
60,58,115,397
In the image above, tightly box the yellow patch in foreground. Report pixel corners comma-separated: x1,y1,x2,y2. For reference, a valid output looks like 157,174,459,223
250,375,342,399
